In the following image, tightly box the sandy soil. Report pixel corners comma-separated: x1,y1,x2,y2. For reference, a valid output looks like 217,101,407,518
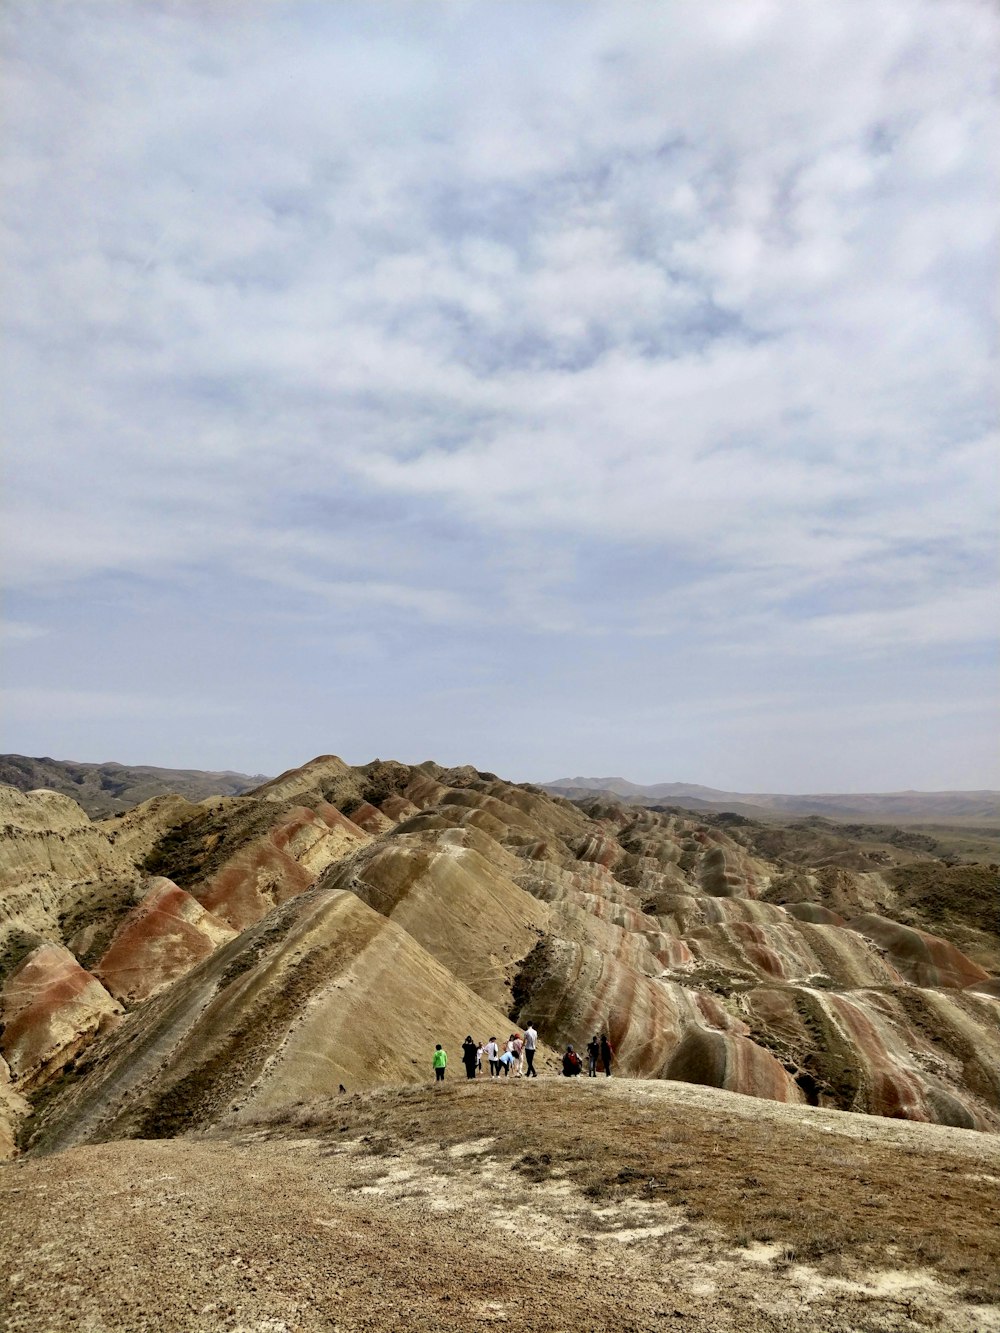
2,1077,999,1333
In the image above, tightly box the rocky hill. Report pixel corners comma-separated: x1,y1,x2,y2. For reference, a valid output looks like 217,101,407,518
1,752,998,1166
0,754,268,818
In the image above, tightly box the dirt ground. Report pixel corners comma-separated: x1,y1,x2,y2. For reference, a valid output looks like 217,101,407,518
2,1077,999,1333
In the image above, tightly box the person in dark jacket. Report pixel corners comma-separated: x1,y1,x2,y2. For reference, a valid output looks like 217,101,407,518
599,1032,613,1077
587,1034,600,1077
462,1035,478,1080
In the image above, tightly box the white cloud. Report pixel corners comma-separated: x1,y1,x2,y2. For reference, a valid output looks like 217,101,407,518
0,687,237,721
0,620,48,643
0,0,996,783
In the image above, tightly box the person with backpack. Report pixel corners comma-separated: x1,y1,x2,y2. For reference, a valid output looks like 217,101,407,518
486,1036,501,1078
586,1034,600,1078
433,1044,448,1082
600,1032,614,1077
561,1045,582,1077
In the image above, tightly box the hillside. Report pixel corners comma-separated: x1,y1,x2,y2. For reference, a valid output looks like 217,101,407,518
0,754,268,818
1,752,999,1328
3,1079,999,1332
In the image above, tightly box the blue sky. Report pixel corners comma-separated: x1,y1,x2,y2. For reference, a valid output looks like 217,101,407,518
1,1,997,790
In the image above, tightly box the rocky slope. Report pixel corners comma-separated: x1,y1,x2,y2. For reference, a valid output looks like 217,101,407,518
1,754,998,1161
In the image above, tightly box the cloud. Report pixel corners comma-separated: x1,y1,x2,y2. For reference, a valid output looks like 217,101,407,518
0,620,48,644
0,686,237,722
0,0,996,784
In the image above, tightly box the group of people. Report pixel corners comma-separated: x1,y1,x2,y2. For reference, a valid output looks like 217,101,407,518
562,1032,614,1078
431,1025,614,1081
456,1027,539,1079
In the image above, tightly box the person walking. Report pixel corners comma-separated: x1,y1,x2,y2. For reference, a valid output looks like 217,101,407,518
433,1044,448,1082
523,1023,538,1077
486,1036,501,1079
462,1035,478,1080
587,1034,600,1078
600,1032,614,1077
512,1032,524,1077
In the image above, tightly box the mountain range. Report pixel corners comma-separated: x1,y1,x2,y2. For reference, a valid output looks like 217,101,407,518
546,776,1000,821
0,753,267,817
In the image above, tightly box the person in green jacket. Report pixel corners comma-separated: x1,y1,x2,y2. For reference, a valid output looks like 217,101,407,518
433,1044,448,1082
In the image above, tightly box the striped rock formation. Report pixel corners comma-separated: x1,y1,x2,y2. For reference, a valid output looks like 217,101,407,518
0,944,122,1090
27,887,544,1154
1,755,998,1156
94,878,236,1005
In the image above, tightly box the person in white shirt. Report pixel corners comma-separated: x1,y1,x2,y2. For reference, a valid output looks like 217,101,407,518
523,1023,538,1078
486,1036,501,1078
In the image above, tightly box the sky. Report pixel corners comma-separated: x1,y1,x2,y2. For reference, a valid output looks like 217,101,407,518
1,0,997,792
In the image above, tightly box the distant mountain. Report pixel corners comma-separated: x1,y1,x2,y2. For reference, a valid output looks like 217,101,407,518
0,754,269,818
545,776,1000,821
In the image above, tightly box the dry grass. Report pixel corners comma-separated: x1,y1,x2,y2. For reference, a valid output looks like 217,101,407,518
226,1078,1000,1303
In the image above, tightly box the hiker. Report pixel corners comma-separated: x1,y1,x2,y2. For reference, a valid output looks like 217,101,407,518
600,1032,613,1077
512,1031,524,1076
476,1040,486,1076
433,1044,448,1082
499,1045,515,1076
562,1045,582,1077
462,1035,478,1080
486,1036,501,1079
587,1034,600,1078
523,1023,538,1077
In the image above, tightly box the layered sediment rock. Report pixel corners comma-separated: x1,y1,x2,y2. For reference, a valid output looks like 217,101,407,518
2,756,998,1154
94,878,236,1005
0,944,122,1089
324,829,548,1013
0,1055,28,1160
27,887,532,1153
195,804,369,932
846,914,991,989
